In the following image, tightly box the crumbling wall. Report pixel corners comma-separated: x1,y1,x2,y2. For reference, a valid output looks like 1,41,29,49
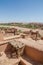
19,61,26,65
4,28,17,35
24,46,43,63
0,31,4,41
0,43,8,52
4,43,16,58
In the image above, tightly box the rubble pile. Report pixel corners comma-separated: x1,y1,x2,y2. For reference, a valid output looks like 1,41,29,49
23,29,43,40
0,40,25,65
9,40,25,58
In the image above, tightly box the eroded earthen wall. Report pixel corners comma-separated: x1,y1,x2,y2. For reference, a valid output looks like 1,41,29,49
19,60,26,65
24,46,43,63
0,43,8,52
0,32,4,41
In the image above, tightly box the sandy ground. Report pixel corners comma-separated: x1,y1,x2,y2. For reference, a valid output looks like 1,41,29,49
0,52,20,65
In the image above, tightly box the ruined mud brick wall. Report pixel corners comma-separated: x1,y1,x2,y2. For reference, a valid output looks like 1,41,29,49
4,28,17,35
37,30,43,40
4,43,16,55
23,31,31,38
23,31,30,34
30,31,38,40
19,60,26,65
0,31,4,41
24,46,43,63
23,30,40,40
8,40,25,58
0,43,14,52
5,44,12,52
0,43,8,52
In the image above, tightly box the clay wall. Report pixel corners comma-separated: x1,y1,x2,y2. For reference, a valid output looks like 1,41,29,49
24,46,43,63
19,60,26,65
0,32,4,41
0,43,8,52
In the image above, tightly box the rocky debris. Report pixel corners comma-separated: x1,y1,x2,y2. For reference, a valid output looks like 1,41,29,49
11,52,17,58
9,40,25,57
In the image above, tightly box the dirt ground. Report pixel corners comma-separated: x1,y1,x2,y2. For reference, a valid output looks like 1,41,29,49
0,52,20,65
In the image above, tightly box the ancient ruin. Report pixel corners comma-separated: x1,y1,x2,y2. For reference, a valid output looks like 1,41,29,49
0,27,43,65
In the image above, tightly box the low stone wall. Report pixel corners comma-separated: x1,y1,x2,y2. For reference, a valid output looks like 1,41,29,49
24,46,43,63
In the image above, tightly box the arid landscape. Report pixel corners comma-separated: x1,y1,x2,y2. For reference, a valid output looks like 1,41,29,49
0,0,43,64
0,23,43,65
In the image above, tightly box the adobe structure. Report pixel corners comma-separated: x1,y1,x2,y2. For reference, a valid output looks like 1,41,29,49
38,30,43,40
0,39,25,65
0,27,43,65
0,30,4,41
0,27,18,37
23,29,43,40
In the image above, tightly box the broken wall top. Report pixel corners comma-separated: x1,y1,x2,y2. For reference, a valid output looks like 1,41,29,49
9,40,25,49
0,30,4,41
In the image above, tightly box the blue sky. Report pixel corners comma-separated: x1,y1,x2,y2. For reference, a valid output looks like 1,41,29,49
0,0,43,23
